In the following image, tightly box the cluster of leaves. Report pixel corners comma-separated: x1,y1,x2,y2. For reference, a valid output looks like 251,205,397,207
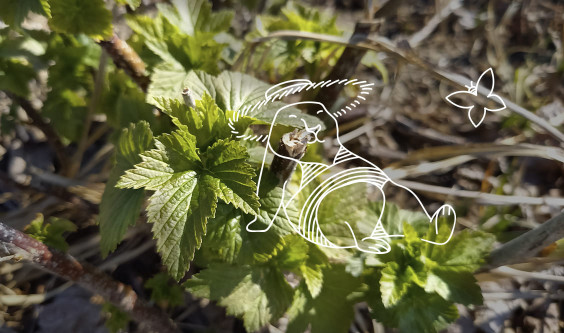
24,213,76,251
2,1,497,332
245,1,344,81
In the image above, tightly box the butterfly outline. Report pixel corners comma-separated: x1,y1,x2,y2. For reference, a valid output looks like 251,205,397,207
445,67,507,128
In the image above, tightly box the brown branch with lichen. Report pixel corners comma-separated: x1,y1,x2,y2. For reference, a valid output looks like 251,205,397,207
98,34,150,92
270,129,310,184
0,222,179,333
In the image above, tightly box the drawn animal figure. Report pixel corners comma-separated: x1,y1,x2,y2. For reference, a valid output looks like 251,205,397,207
231,79,456,254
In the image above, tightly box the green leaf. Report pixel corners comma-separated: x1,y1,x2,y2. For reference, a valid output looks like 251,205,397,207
185,263,293,332
424,268,483,305
24,214,77,251
372,284,459,333
102,303,130,333
145,272,185,307
49,0,112,40
117,125,259,279
99,121,154,257
380,261,419,308
126,13,225,73
0,0,51,27
157,0,233,36
425,228,496,272
287,266,361,333
147,69,319,128
0,58,36,97
154,94,230,149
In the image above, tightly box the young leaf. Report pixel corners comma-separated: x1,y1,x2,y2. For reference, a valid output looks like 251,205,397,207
145,272,185,308
147,69,320,129
156,0,233,36
102,303,130,333
99,121,154,257
117,121,259,279
0,58,36,97
24,214,76,251
286,266,361,333
49,0,113,40
184,263,293,332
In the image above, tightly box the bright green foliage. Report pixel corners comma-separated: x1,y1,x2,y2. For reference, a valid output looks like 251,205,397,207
126,0,228,75
157,0,233,37
102,303,130,333
42,34,101,141
185,263,294,332
0,0,51,28
365,222,495,331
24,214,76,251
145,272,185,308
117,94,259,280
148,69,318,129
250,2,343,80
286,266,362,333
49,0,112,40
99,121,154,257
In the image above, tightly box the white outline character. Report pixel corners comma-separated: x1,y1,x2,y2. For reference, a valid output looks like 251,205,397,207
445,68,507,128
229,79,457,254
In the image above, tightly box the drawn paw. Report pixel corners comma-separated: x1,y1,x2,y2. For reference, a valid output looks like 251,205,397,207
420,204,456,245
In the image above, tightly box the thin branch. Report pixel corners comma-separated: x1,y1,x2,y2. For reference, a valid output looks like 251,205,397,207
479,211,564,272
0,222,179,333
98,34,150,92
3,91,70,172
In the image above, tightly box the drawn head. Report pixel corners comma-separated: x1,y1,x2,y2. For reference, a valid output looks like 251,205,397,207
268,101,338,148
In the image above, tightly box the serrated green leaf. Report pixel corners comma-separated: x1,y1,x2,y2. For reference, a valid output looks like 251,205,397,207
49,0,112,40
157,0,233,36
425,228,496,271
380,261,418,308
126,12,224,73
154,94,230,149
118,125,259,279
287,266,361,333
185,263,293,332
147,69,320,129
99,121,154,257
424,268,483,305
0,0,51,27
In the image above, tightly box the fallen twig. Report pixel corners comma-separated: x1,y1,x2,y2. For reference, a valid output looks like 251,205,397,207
270,129,310,184
0,222,179,333
480,211,564,271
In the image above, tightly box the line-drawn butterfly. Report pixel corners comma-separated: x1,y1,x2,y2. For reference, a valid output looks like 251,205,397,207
445,67,507,128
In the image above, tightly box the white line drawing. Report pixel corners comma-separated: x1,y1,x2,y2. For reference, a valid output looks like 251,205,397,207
445,67,507,128
229,79,456,254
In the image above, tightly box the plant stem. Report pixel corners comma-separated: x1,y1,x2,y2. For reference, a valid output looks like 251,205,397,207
0,222,180,333
98,34,150,92
68,52,108,178
270,129,310,184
